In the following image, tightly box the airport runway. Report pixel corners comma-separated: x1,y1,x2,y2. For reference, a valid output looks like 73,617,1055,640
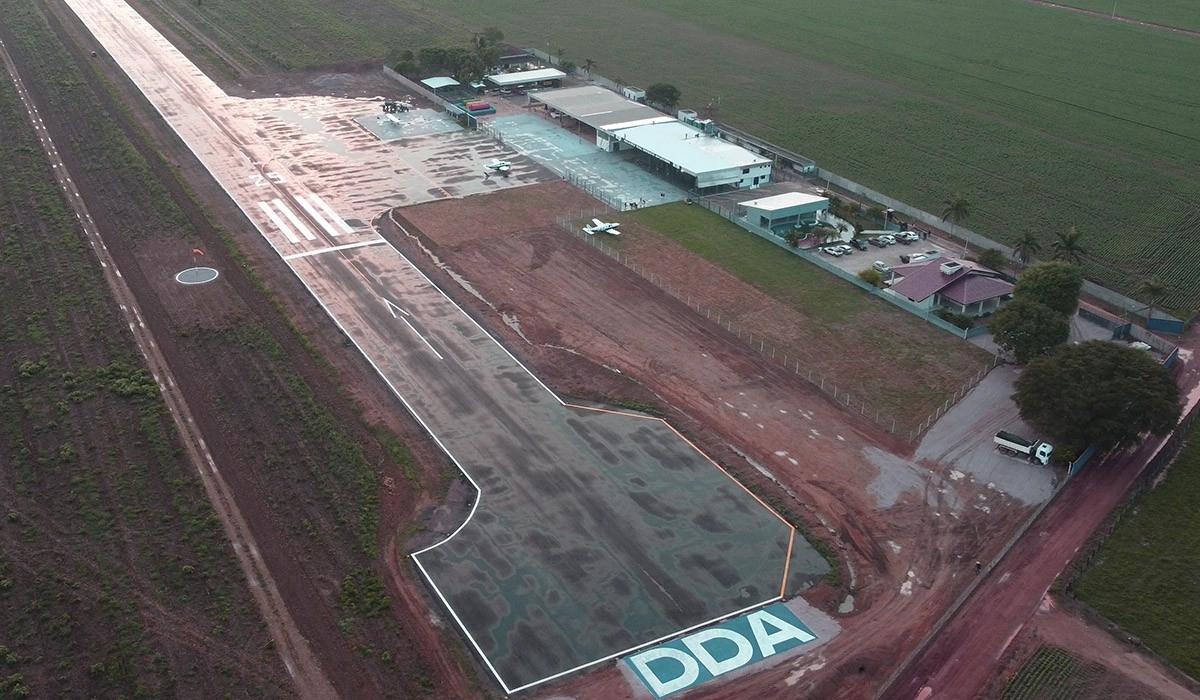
62,0,804,691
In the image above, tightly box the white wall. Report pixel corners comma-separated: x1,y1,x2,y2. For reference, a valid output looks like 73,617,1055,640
696,163,771,189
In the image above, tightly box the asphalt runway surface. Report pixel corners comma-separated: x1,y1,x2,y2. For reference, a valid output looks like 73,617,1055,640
62,0,811,691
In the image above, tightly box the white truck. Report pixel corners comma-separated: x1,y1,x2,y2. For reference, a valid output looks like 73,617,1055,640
994,431,1053,465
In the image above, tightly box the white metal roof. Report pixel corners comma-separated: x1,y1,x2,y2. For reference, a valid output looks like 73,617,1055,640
739,192,828,212
530,85,663,130
421,76,460,90
485,68,566,87
613,121,771,176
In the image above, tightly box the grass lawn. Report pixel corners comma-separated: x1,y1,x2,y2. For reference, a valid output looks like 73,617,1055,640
153,0,1200,316
1074,419,1200,678
627,205,869,326
618,203,990,425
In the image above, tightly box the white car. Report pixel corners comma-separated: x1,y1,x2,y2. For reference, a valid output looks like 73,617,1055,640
879,235,896,245
835,244,854,255
898,231,920,242
873,261,891,273
821,246,845,257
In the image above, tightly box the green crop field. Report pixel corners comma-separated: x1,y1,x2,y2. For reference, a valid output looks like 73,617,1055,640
1074,418,1200,679
1054,0,1200,31
152,0,1200,317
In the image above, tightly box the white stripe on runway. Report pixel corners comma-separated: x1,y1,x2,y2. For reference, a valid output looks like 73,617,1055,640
281,238,388,260
401,317,444,360
310,194,354,234
295,195,341,237
257,201,299,244
272,198,315,241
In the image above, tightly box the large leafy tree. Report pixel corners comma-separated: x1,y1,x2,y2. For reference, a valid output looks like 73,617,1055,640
1014,341,1180,450
989,298,1070,364
1052,225,1087,264
646,83,682,109
1013,261,1083,316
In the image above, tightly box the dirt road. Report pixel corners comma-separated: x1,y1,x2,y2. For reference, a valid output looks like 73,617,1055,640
880,334,1200,700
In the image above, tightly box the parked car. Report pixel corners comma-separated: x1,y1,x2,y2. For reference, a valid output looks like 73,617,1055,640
850,238,869,251
821,246,845,256
868,237,886,248
836,244,854,255
873,261,891,273
900,252,930,264
880,235,896,245
898,231,921,242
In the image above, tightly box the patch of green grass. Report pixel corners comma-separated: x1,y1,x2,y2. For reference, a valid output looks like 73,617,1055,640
627,204,867,325
1074,421,1200,678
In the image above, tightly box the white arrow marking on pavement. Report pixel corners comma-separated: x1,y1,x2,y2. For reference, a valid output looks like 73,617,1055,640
383,297,410,318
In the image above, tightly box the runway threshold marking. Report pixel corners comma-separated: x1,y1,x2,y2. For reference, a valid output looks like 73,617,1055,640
309,194,354,234
281,238,387,260
271,198,316,241
257,201,299,244
295,195,341,237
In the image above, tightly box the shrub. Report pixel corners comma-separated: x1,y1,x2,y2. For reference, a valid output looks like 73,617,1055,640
858,268,883,288
935,308,975,330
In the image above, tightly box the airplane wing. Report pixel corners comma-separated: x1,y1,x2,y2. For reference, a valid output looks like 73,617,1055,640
592,218,604,226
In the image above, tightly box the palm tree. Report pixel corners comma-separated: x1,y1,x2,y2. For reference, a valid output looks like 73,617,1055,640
941,194,971,256
1051,225,1087,265
583,58,596,77
1011,231,1041,266
1138,276,1169,326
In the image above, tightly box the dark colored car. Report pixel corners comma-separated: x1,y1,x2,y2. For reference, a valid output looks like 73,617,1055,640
850,238,869,251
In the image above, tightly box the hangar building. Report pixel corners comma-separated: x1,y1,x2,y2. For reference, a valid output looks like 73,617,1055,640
530,85,771,192
485,67,566,91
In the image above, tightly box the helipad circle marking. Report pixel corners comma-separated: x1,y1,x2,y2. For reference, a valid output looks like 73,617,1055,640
175,266,219,285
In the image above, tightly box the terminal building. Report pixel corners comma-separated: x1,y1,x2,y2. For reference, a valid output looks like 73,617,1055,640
529,85,772,192
737,192,829,232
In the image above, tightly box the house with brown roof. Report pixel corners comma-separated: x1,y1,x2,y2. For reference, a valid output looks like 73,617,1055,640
885,257,1013,316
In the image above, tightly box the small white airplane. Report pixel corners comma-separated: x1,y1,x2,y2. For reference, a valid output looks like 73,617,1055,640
484,159,512,173
582,218,621,235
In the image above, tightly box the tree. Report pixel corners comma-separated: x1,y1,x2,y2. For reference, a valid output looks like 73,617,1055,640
784,230,805,248
480,26,504,47
453,54,487,84
989,299,1070,364
974,248,1008,272
1013,261,1083,316
1051,225,1087,264
1012,231,1041,266
417,47,448,73
554,46,567,63
941,194,971,254
560,60,577,74
1138,276,1169,326
1014,341,1180,451
583,58,596,76
646,83,681,109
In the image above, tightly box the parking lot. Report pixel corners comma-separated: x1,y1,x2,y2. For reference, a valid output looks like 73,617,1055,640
815,232,958,278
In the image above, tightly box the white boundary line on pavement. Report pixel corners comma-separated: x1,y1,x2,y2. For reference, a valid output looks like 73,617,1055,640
280,238,386,260
62,2,796,693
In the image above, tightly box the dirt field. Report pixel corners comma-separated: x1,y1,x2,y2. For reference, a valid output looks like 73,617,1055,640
390,181,1034,698
4,1,484,697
